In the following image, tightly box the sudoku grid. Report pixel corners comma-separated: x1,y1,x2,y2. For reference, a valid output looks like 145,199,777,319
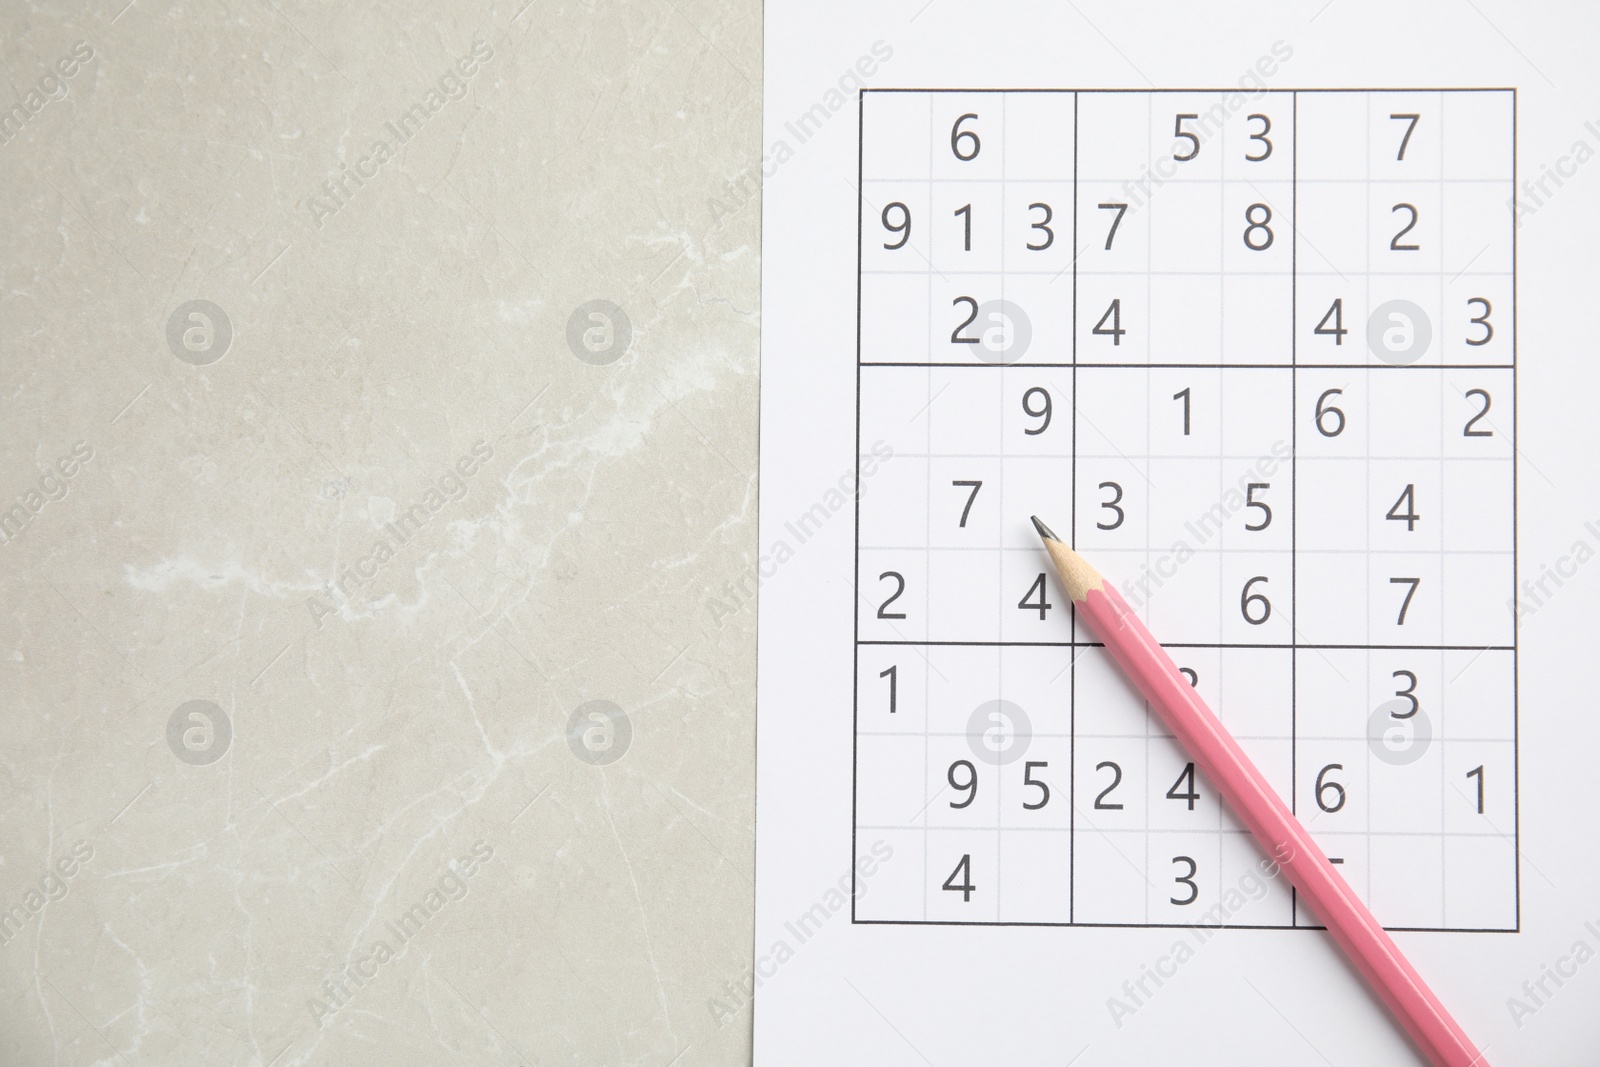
850,89,1517,931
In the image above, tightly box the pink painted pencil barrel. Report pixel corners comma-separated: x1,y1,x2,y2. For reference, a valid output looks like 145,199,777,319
1033,520,1486,1067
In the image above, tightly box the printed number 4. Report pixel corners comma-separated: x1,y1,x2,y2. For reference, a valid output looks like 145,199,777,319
943,854,974,901
1018,573,1052,620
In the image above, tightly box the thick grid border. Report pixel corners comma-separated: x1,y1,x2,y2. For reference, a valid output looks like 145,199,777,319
850,87,1518,933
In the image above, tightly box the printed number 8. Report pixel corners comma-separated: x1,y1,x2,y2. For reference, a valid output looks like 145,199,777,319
1243,203,1274,250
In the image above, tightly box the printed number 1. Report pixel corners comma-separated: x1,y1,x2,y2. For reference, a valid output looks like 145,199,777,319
1467,765,1485,814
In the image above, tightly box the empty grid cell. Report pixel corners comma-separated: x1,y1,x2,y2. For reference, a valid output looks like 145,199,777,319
998,830,1073,923
861,92,932,182
852,829,927,922
860,273,930,364
1002,91,1076,180
857,734,933,829
1443,834,1517,930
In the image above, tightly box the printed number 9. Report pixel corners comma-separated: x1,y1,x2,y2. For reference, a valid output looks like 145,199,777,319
881,202,911,250
1021,387,1052,435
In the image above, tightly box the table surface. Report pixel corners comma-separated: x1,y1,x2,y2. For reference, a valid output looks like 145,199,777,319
0,4,759,1065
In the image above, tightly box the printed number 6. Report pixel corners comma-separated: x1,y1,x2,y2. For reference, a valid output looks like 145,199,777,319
951,114,980,161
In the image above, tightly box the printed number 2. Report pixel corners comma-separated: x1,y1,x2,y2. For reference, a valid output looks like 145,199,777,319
878,571,906,619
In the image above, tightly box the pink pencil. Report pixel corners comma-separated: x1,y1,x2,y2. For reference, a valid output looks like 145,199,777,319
1031,517,1487,1067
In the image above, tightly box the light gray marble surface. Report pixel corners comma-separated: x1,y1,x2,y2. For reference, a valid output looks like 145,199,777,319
0,3,759,1064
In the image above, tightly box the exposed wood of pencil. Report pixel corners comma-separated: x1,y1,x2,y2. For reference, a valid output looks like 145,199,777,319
1029,515,1103,602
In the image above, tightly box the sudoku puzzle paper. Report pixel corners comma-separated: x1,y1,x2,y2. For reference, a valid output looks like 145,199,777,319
756,3,1600,1064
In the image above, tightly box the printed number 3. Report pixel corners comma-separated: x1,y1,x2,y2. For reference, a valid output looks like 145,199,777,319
1171,856,1198,905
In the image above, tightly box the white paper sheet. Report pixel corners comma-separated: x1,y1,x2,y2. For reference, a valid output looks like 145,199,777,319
755,3,1599,1062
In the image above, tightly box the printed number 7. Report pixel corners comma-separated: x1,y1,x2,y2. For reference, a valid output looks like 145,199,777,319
1390,577,1420,625
952,480,982,527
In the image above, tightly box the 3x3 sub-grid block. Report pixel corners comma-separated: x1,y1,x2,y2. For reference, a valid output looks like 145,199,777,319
1295,369,1513,647
1071,646,1293,926
1073,368,1293,645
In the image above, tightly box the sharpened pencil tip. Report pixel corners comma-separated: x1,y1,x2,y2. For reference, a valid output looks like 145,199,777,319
1030,515,1060,542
